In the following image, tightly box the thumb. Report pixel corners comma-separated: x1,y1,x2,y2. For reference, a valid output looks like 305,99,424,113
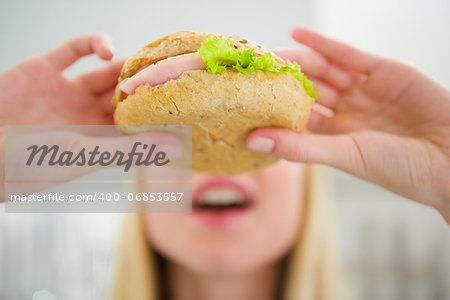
247,128,367,175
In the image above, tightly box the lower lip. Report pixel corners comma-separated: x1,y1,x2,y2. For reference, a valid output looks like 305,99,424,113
193,206,251,228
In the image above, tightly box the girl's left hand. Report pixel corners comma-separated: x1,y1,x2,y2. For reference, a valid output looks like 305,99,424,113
247,27,450,223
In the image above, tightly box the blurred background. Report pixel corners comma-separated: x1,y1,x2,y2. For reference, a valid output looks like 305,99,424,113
1,0,449,299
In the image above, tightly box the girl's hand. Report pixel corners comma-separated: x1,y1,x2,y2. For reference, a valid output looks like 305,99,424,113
0,33,123,126
247,27,450,223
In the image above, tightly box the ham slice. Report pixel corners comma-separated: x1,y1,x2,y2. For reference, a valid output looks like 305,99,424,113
118,52,206,94
118,52,333,119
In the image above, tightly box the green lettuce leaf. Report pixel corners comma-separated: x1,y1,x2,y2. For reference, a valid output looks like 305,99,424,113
198,35,320,99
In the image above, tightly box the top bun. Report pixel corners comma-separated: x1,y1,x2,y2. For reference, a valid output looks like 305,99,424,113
113,31,314,174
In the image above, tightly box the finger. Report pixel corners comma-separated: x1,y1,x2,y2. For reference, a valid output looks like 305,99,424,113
247,128,368,176
306,78,339,132
273,48,356,91
308,75,340,108
307,110,327,132
44,33,115,70
73,58,125,95
291,26,382,74
99,89,116,114
309,100,338,131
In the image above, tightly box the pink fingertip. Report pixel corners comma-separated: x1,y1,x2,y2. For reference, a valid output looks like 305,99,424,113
312,103,334,118
95,34,114,60
102,37,115,58
247,137,275,153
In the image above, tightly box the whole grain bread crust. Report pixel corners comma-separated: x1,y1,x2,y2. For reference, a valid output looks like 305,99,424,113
113,31,314,174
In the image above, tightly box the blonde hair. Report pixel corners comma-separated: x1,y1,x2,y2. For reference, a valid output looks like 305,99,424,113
109,165,347,300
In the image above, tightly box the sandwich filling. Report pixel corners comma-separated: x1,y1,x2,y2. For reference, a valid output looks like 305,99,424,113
118,53,205,95
118,35,319,99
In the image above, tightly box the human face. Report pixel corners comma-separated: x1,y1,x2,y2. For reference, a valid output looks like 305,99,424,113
144,160,305,275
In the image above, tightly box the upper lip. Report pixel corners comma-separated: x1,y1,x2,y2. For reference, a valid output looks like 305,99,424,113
192,177,256,206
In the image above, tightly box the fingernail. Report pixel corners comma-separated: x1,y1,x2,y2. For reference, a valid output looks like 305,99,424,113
103,37,115,55
156,144,183,158
247,137,275,153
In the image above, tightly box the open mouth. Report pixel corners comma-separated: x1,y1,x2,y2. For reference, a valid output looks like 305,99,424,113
194,188,251,211
192,179,254,228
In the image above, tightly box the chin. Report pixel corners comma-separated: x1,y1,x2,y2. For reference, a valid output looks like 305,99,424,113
169,233,282,276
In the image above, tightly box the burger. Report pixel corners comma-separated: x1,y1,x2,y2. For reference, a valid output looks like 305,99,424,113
112,31,318,174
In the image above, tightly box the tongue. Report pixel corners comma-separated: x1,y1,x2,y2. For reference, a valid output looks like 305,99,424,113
118,52,206,95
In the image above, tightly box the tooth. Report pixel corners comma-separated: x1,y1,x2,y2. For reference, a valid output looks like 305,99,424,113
198,188,246,206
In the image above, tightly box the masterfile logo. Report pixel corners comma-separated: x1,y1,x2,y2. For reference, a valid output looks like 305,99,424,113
4,125,192,213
